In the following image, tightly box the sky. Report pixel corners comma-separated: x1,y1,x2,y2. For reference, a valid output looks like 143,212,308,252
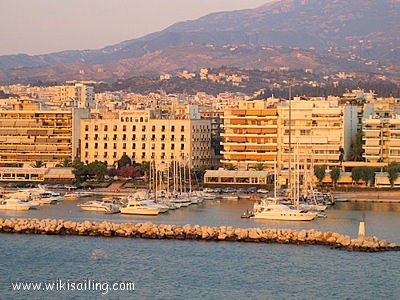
0,0,269,56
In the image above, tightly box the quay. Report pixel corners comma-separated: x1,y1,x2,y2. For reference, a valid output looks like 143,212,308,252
0,217,398,252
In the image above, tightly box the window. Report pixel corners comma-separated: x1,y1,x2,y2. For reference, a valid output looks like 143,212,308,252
123,125,126,132
103,134,108,141
151,134,156,141
123,143,126,149
142,125,146,132
181,144,185,150
161,125,165,132
171,144,175,150
113,125,118,131
84,134,88,140
104,152,108,158
132,134,136,141
85,152,88,158
171,134,175,141
94,125,98,131
132,144,136,150
85,125,89,131
94,134,99,140
104,143,108,149
141,152,146,159
171,125,175,132
181,135,185,141
161,134,165,141
113,143,117,149
161,144,165,150
152,125,156,132
113,152,117,158
104,125,108,131
122,134,127,141
85,143,88,149
113,134,117,141
142,143,146,150
132,125,136,131
181,125,185,132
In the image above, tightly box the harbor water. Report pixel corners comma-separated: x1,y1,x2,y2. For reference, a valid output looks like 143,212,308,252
1,197,400,299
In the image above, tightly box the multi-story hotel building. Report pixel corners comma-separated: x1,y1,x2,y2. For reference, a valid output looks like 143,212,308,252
363,115,400,163
80,106,212,168
221,100,279,170
0,100,89,168
220,99,348,171
278,98,346,169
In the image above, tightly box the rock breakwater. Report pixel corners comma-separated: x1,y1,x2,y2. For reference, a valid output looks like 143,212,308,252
0,218,398,252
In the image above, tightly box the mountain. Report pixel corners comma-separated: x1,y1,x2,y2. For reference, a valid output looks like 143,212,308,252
0,0,399,83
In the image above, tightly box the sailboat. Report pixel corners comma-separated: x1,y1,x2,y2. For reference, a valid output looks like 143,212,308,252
252,161,318,221
251,96,318,221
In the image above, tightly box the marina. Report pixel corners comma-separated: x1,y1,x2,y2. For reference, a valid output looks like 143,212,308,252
1,195,400,299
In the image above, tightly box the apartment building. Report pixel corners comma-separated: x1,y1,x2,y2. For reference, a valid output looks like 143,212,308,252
221,100,279,170
51,83,95,109
278,98,345,168
0,100,89,168
80,107,212,168
363,115,400,163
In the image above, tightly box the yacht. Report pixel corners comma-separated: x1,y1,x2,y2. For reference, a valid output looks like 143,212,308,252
0,198,36,211
252,200,318,221
120,200,160,215
78,200,120,213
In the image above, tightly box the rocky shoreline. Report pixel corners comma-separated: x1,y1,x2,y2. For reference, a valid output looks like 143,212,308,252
0,218,398,252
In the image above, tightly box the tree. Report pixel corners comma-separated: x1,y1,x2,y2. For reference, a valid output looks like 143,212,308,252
87,161,108,180
351,167,363,184
254,163,265,171
31,161,46,168
72,161,89,183
386,162,400,188
225,164,238,171
117,154,132,168
211,134,222,155
330,168,341,187
56,158,72,168
117,166,140,179
360,167,375,186
314,165,327,184
192,166,208,183
349,131,364,161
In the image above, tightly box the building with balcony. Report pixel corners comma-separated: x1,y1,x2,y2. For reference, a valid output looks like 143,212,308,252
278,98,346,169
221,100,278,170
0,100,89,168
80,106,212,168
363,115,400,163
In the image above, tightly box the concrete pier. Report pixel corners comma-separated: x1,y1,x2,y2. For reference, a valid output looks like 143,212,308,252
0,218,398,252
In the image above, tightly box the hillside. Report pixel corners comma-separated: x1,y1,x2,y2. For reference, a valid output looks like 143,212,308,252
0,0,399,83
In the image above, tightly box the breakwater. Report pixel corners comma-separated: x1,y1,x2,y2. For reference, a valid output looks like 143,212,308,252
0,218,398,252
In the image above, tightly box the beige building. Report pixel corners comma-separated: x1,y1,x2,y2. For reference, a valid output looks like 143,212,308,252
278,98,345,169
363,115,400,163
221,100,278,170
0,101,89,168
80,107,212,168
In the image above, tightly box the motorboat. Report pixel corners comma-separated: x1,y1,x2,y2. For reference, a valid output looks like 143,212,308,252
252,199,318,221
63,192,79,200
120,200,160,215
78,200,120,213
0,198,36,211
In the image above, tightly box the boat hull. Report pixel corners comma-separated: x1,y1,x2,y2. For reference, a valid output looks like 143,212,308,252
120,207,160,215
252,212,317,221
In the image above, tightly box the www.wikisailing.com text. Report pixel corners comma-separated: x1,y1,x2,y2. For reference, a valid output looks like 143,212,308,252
11,279,135,295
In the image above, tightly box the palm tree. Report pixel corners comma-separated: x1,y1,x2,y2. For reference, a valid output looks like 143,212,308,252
31,161,46,168
225,164,238,171
254,163,265,171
